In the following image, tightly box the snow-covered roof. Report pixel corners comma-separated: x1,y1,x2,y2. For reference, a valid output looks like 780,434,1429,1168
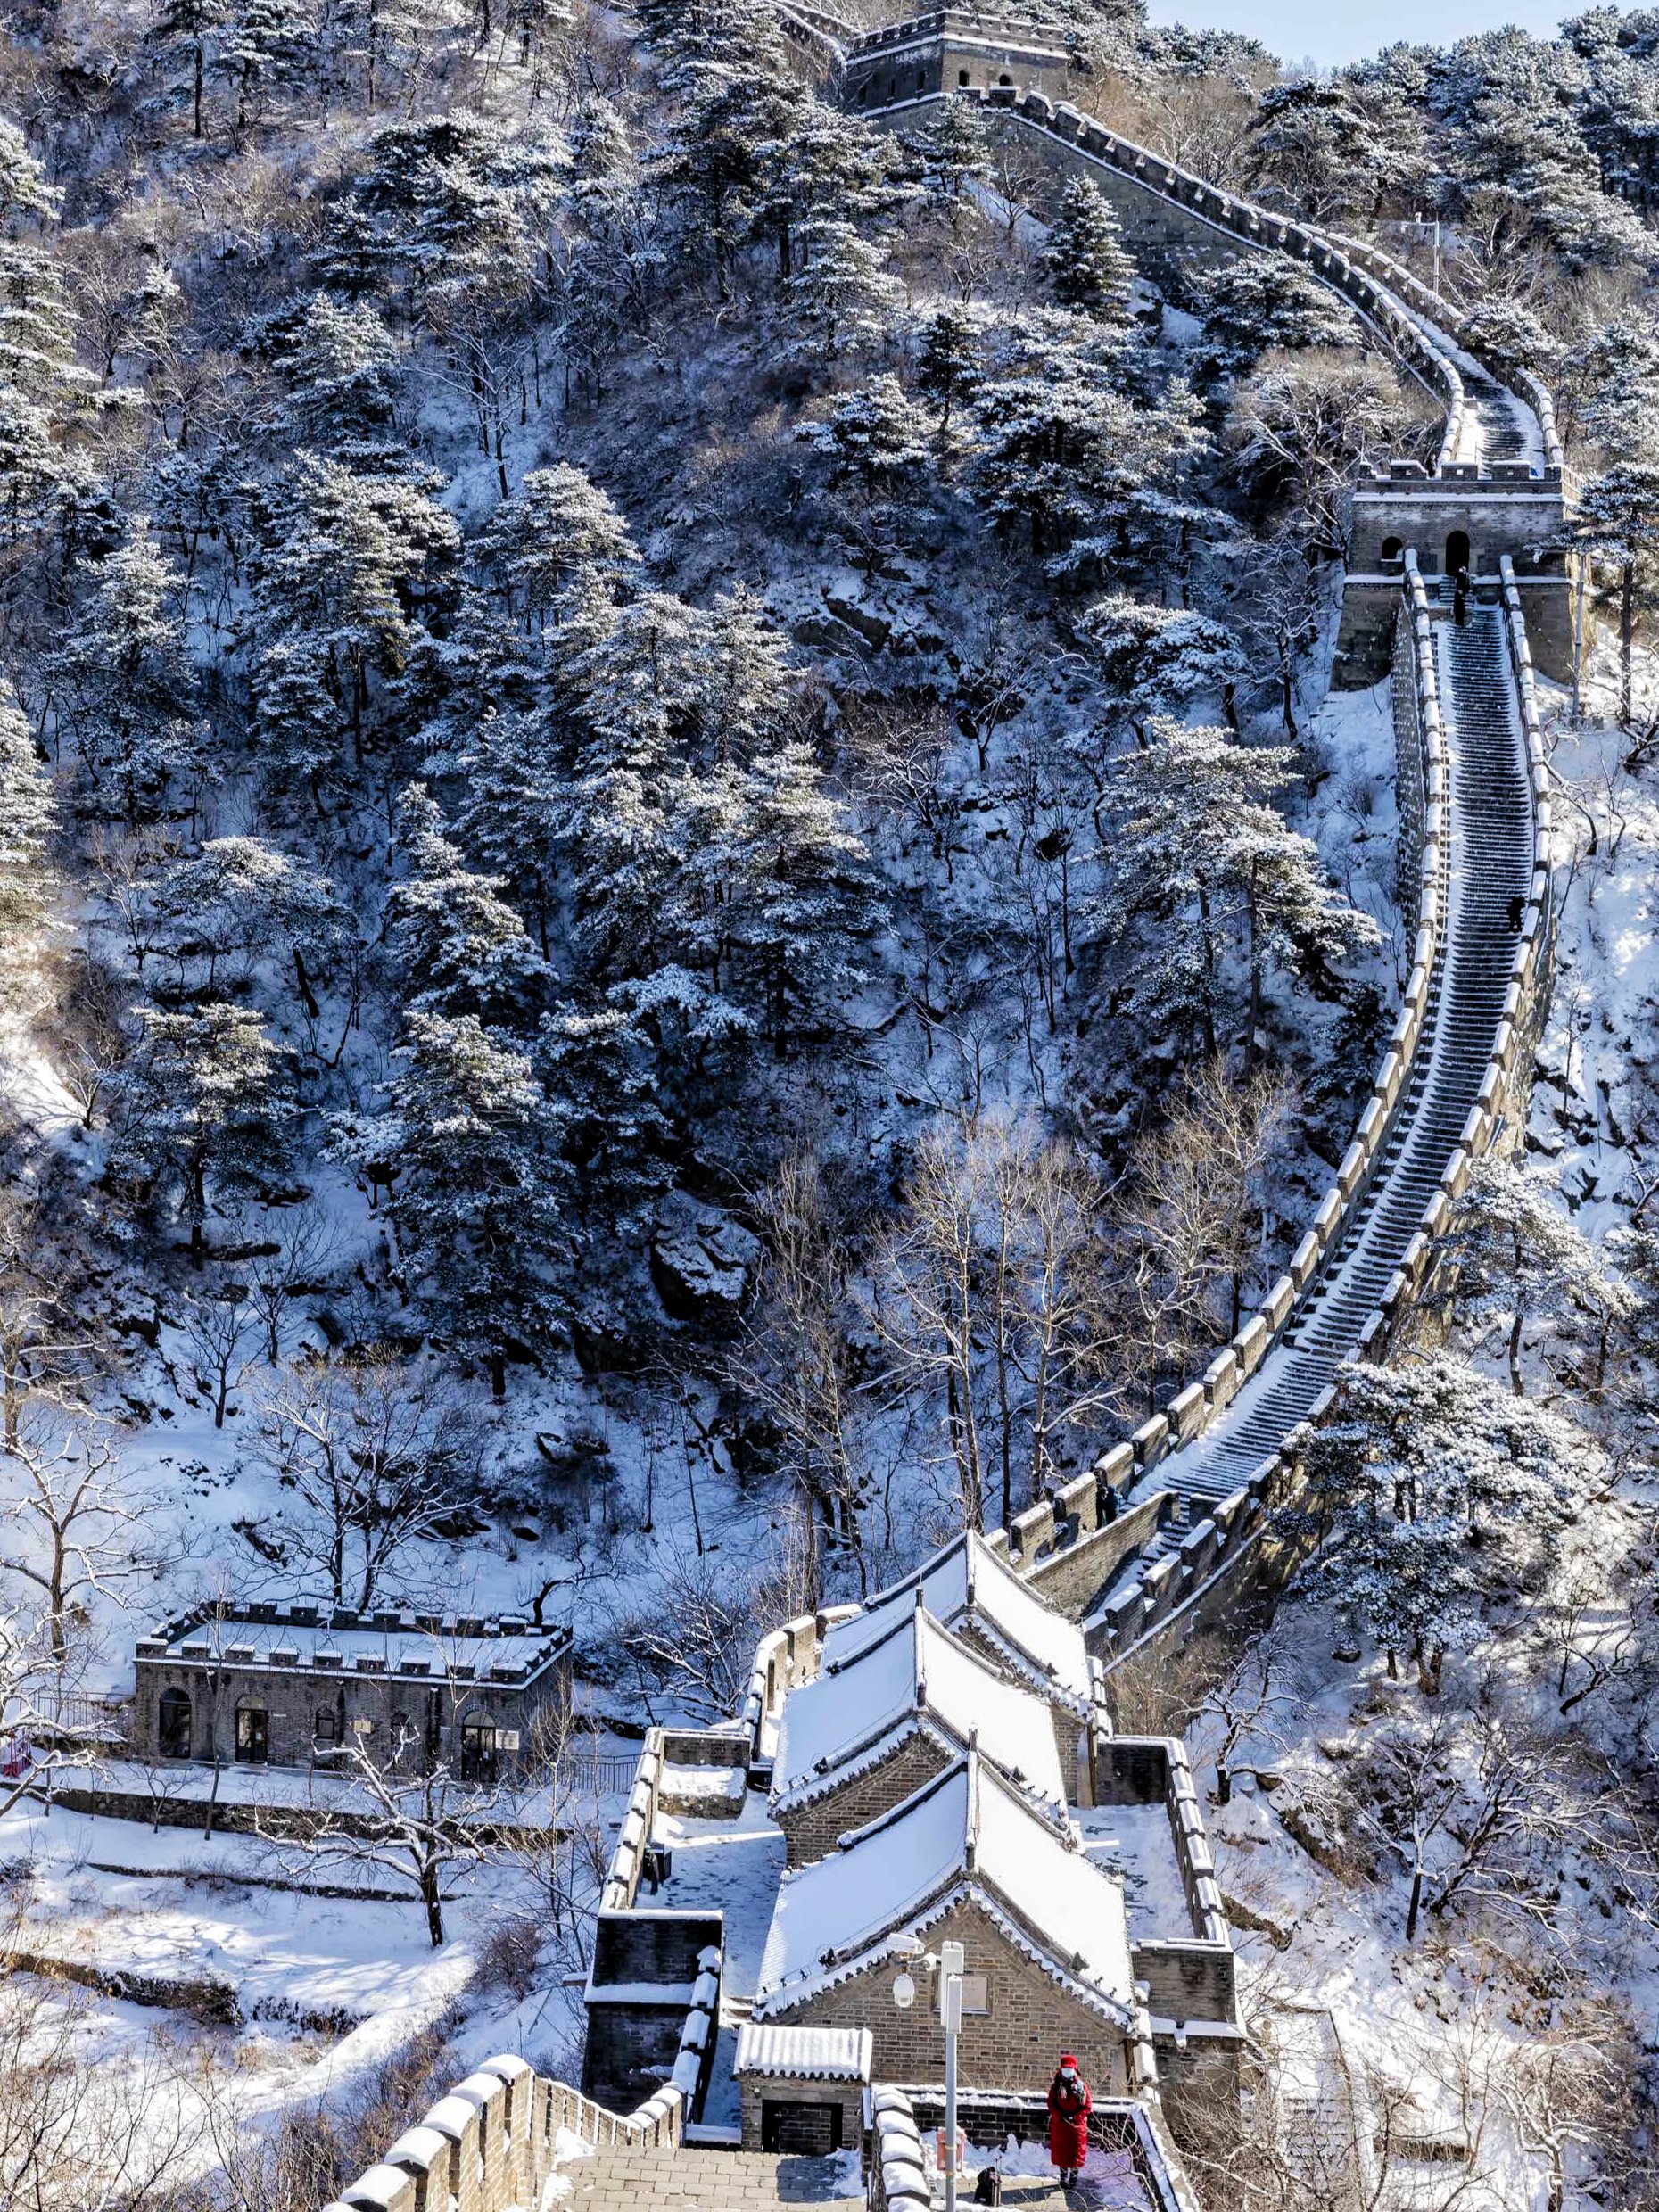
734,2024,872,2081
754,1752,1134,2025
820,1533,1091,1713
772,1604,1067,1815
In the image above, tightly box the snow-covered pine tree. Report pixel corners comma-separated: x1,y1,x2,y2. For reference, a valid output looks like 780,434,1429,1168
247,454,461,767
44,519,199,822
1091,720,1380,1061
384,784,548,1024
1431,1157,1632,1395
1075,594,1247,740
784,219,904,366
675,741,881,1056
1195,256,1360,382
113,1003,293,1260
1304,1352,1605,1688
472,463,640,631
362,1011,565,1396
0,680,54,936
915,307,983,433
1042,177,1135,327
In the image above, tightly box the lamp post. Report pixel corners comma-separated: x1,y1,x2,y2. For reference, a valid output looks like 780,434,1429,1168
890,1936,967,2212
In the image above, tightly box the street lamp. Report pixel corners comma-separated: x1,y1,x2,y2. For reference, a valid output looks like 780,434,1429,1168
889,1935,967,2212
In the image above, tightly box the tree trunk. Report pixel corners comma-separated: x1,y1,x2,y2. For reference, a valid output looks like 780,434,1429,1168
1621,557,1635,728
421,1858,445,1947
1405,1862,1424,1942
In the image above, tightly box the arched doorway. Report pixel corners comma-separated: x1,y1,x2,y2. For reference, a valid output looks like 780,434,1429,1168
1380,536,1404,570
1446,529,1472,578
158,1688,191,1759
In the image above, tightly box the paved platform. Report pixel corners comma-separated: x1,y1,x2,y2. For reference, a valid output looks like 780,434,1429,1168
560,2146,855,2208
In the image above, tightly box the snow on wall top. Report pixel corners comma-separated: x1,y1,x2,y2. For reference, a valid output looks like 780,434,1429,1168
137,1609,565,1682
772,1604,1067,1811
820,1532,1091,1710
733,2023,873,2080
754,1752,1133,2019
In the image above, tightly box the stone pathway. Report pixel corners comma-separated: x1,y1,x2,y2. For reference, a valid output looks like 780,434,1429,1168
561,2145,854,2208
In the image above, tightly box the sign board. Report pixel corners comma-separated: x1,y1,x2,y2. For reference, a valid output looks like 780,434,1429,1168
499,1730,521,1752
352,1718,374,1735
959,1974,988,2016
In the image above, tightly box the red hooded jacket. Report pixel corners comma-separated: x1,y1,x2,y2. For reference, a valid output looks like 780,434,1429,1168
1046,2061,1091,2168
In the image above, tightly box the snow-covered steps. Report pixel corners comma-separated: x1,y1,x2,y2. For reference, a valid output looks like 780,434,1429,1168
1139,605,1531,1516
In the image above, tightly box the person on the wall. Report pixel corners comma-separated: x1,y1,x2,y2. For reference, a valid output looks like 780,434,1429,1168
1453,563,1471,627
1046,2055,1091,2193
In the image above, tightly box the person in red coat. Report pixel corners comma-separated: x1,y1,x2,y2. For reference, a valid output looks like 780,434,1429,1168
1046,2056,1092,2190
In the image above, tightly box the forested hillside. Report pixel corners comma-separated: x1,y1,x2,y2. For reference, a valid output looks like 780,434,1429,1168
2,0,1659,2201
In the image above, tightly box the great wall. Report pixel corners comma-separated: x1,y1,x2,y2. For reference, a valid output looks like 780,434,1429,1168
315,14,1567,2208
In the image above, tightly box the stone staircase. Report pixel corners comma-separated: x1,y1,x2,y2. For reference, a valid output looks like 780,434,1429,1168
1137,603,1531,1526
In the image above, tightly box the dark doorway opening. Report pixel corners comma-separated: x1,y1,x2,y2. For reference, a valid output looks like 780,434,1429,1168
235,1701,268,1764
763,2101,844,2155
1446,529,1472,577
159,1688,192,1759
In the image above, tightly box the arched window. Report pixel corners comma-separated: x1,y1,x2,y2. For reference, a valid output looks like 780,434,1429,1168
313,1705,341,1746
159,1688,191,1759
235,1699,268,1764
1380,536,1404,569
1446,529,1472,578
958,68,970,86
915,69,925,90
997,71,1012,86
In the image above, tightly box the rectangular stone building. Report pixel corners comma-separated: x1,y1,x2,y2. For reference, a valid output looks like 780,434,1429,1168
770,1601,1071,1866
733,2024,871,2155
133,1601,570,1781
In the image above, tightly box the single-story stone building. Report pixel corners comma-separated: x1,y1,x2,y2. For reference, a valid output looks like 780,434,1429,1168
133,1601,571,1780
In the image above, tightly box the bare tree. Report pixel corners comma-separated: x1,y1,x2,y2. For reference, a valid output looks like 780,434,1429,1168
0,1193,103,1453
1199,1627,1304,1806
266,1712,506,1949
256,1352,484,1608
180,1279,260,1429
236,1197,341,1364
0,1936,210,2211
732,1151,864,1605
0,1411,156,1661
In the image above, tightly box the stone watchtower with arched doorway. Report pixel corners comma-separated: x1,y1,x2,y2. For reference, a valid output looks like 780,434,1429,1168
1334,459,1572,686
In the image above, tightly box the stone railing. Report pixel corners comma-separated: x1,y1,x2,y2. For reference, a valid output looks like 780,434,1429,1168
322,2053,695,2212
598,1727,666,1910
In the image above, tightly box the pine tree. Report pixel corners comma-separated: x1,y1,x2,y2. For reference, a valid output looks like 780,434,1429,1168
915,307,982,433
247,454,461,764
147,0,226,138
113,1003,293,1259
255,292,404,462
384,784,548,1024
1042,177,1135,327
675,741,881,1055
783,219,904,367
219,0,313,136
912,98,991,226
1572,452,1659,725
44,519,199,821
1196,256,1360,383
356,1011,565,1396
1304,1353,1605,1688
472,463,639,631
797,375,931,579
1075,594,1246,740
1430,1158,1632,1395
1091,721,1380,1061
0,680,54,936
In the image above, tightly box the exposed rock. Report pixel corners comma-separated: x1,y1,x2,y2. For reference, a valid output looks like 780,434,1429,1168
649,1193,761,1322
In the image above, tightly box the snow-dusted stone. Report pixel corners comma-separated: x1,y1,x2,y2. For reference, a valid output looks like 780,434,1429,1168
648,1193,762,1320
